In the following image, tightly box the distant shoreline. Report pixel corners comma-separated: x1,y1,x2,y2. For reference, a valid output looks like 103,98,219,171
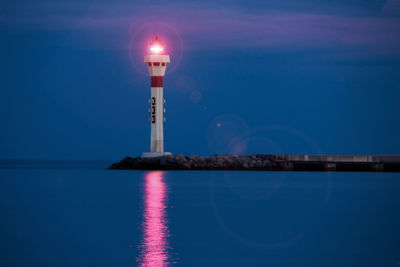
109,154,400,172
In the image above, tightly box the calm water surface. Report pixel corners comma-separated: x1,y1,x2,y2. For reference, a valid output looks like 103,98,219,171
1,160,400,266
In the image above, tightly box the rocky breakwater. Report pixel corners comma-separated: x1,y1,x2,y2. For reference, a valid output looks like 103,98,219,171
108,154,281,170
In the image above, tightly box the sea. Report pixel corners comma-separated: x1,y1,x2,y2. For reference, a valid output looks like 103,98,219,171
1,160,400,267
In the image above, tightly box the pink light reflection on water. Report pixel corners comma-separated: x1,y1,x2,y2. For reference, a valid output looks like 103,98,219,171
137,171,171,266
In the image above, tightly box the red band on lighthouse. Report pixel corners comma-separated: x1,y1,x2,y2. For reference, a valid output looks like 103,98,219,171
151,76,163,87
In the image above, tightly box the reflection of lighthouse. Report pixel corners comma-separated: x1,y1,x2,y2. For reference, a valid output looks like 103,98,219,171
142,37,172,158
137,171,171,266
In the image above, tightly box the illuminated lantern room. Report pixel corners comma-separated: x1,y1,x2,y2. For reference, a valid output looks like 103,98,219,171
149,36,164,54
144,36,170,77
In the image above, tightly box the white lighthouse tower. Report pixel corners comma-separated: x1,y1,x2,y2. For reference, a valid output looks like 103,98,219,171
142,37,172,158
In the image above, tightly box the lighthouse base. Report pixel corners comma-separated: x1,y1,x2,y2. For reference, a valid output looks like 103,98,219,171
141,152,172,158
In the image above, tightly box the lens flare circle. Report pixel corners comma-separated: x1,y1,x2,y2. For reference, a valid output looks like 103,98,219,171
250,124,332,205
209,125,332,249
209,173,304,249
224,135,287,201
206,114,250,154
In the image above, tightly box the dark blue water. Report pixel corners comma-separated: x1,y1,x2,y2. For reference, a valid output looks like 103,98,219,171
1,161,400,266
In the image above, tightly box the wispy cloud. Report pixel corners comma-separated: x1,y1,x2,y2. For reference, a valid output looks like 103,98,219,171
6,3,400,55
381,0,400,17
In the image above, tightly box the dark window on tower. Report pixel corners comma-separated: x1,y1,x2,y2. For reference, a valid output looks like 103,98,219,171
154,62,160,66
152,97,156,104
161,63,166,66
151,106,155,114
152,115,156,123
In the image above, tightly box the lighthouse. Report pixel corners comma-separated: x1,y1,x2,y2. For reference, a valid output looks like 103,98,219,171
142,37,172,158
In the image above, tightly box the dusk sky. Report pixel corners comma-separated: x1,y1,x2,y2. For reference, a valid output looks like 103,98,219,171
1,0,400,160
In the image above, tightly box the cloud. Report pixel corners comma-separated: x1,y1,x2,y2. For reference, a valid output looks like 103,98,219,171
5,3,400,55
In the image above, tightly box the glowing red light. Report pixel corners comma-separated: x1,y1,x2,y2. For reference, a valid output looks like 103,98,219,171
150,45,164,54
149,36,164,54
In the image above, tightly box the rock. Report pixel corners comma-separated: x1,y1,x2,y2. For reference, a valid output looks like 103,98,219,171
108,154,279,171
160,157,168,166
175,154,185,160
167,157,177,163
256,160,263,168
216,159,224,165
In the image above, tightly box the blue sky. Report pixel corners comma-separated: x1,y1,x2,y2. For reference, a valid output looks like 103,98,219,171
1,0,400,160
